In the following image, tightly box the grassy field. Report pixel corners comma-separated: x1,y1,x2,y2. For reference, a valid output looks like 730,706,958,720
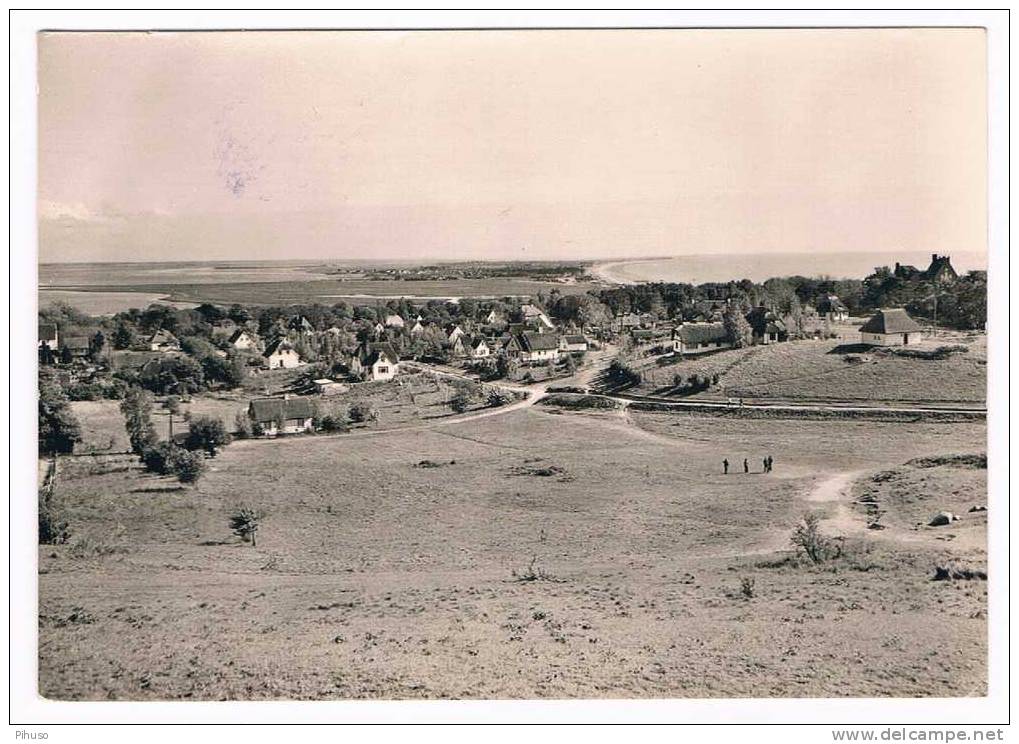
629,331,986,406
40,405,986,699
70,370,503,454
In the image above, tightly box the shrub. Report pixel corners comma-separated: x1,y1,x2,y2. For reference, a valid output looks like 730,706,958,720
348,402,379,424
184,415,231,456
449,389,473,413
39,490,70,545
317,413,348,432
233,411,253,439
229,506,264,547
171,448,206,486
790,513,843,564
140,441,180,475
487,389,514,408
119,387,158,456
740,576,755,599
38,374,82,455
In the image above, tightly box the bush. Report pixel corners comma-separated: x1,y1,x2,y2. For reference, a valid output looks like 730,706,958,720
140,441,180,475
184,415,231,456
317,413,348,432
790,513,843,564
39,489,70,545
487,389,514,408
233,411,253,439
348,402,379,424
171,448,206,486
449,389,473,413
229,506,264,547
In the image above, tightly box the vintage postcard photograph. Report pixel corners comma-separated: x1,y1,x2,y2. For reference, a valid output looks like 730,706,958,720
18,15,1007,727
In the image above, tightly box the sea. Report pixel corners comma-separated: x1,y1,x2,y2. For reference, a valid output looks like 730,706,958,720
594,251,988,285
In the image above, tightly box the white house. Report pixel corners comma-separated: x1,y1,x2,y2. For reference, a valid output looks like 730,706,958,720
859,308,923,346
313,378,348,396
446,324,466,344
484,309,502,325
247,396,315,436
351,342,400,382
409,320,426,336
671,322,733,356
521,304,555,331
469,337,491,358
148,329,181,352
384,314,405,329
227,329,259,350
518,331,560,364
262,338,303,368
817,295,850,322
558,334,589,354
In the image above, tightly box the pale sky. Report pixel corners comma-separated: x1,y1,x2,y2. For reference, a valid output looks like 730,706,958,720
38,29,986,263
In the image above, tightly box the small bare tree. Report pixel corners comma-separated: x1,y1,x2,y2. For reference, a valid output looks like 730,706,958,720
791,512,843,564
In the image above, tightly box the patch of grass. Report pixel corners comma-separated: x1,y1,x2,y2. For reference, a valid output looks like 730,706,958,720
933,563,987,581
907,453,986,469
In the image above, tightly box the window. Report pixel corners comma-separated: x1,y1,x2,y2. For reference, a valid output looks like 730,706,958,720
378,366,389,374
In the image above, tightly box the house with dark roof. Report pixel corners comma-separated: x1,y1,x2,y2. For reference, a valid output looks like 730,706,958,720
289,315,315,334
263,338,302,369
816,295,850,322
468,336,491,359
227,329,259,350
61,335,92,360
148,329,181,352
746,306,788,345
247,396,315,436
518,331,560,364
350,342,399,381
925,254,958,284
520,304,555,331
38,323,59,350
671,322,732,356
859,308,923,346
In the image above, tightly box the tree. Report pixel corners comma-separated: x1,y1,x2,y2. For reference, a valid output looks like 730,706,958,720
722,305,754,348
119,387,158,455
495,352,518,380
113,322,135,350
184,415,230,457
229,506,264,547
171,448,206,486
38,373,82,455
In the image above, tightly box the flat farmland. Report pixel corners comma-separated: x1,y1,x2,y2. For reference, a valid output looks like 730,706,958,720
39,406,987,699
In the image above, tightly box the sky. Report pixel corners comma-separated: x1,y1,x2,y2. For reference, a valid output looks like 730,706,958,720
38,29,986,263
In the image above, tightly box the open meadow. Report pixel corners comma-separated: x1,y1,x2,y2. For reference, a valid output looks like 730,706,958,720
39,404,987,700
628,330,986,407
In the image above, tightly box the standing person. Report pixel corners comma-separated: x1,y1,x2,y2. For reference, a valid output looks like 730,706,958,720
763,458,768,473
723,458,729,475
743,458,749,474
768,455,774,473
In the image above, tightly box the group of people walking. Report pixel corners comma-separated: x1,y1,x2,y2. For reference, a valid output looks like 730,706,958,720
722,455,774,475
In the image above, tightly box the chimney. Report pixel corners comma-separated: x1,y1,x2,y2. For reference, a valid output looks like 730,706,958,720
932,253,938,263
895,262,900,271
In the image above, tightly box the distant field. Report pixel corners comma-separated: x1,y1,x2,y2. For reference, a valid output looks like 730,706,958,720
40,406,986,699
40,278,595,313
630,331,986,406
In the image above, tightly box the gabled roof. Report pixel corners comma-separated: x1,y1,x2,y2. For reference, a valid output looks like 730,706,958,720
520,331,559,352
817,295,848,313
676,322,728,345
859,308,923,335
148,329,178,344
263,337,298,357
562,335,587,345
248,397,315,423
227,328,255,343
289,316,314,331
360,341,399,366
470,336,489,349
